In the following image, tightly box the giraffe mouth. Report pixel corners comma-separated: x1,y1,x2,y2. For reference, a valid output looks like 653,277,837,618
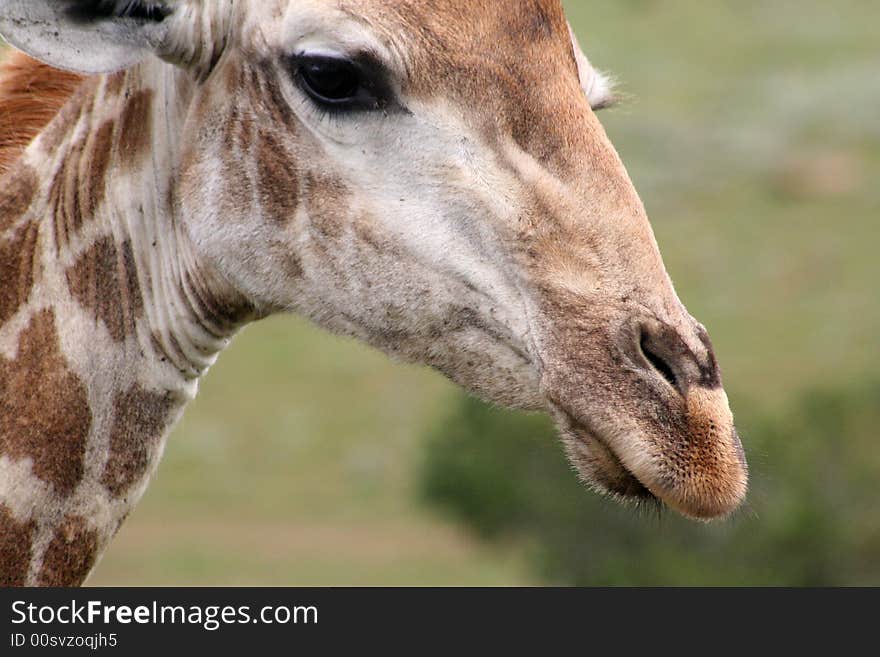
550,405,661,508
552,399,748,520
574,427,663,507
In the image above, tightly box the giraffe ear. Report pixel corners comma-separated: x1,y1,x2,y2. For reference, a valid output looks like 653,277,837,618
0,0,173,74
567,23,617,111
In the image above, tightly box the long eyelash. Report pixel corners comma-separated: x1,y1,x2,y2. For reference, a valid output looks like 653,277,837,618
294,93,341,129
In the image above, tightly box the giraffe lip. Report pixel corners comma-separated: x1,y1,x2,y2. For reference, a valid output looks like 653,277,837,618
581,427,658,503
552,405,660,506
564,412,748,520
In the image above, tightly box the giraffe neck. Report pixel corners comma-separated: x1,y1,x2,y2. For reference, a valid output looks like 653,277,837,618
0,62,250,586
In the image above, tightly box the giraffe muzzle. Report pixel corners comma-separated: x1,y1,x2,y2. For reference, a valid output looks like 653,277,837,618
539,310,749,520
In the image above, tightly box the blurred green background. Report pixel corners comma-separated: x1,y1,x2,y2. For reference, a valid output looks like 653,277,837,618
9,0,875,585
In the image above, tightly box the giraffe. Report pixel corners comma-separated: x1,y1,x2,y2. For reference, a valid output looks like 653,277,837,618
0,0,748,587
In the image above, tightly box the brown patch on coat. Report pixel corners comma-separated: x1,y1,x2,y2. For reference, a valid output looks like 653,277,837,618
36,515,99,586
222,102,243,151
305,172,350,240
117,90,154,170
84,120,115,218
254,62,297,129
0,504,36,587
119,239,145,322
0,217,40,325
49,136,86,253
38,76,100,165
217,63,255,153
0,310,92,497
236,111,255,151
36,86,146,254
257,130,299,223
0,165,38,230
0,51,85,176
66,238,143,342
46,117,114,248
0,166,41,324
101,384,177,498
104,71,127,98
353,214,386,253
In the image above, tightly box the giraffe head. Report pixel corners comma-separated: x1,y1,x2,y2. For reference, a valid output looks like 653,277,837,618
1,0,747,519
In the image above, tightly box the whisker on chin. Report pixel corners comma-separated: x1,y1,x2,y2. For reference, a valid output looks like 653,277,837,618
645,496,666,524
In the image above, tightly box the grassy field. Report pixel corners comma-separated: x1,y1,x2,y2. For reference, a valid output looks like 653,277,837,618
6,1,878,585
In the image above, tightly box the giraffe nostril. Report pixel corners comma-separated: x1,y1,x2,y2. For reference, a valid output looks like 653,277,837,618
639,329,684,396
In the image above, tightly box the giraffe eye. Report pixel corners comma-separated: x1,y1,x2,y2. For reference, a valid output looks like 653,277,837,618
299,57,360,102
293,54,389,112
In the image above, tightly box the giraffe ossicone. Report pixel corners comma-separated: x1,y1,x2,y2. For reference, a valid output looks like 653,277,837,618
0,0,747,587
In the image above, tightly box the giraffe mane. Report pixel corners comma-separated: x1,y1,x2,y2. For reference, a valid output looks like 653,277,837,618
0,50,86,176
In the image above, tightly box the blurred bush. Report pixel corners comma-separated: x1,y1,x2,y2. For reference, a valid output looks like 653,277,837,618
421,380,880,585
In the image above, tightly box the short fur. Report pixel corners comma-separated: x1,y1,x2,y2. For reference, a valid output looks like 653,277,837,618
0,51,85,175
0,0,747,587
